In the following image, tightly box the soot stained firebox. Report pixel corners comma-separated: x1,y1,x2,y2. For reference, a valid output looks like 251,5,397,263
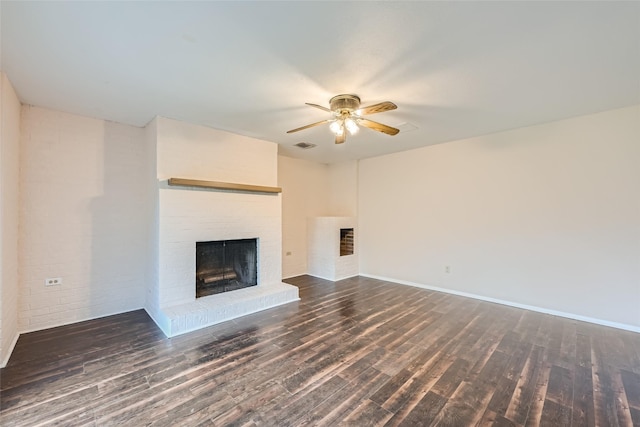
196,239,257,298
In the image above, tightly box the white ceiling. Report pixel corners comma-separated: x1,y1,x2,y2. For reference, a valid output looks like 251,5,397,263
1,1,639,164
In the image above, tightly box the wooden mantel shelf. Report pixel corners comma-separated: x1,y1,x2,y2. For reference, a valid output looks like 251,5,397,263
167,178,282,194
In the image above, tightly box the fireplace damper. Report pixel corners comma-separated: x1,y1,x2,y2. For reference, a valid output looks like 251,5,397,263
196,239,257,298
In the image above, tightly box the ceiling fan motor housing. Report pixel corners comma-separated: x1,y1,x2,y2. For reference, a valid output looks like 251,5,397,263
329,94,361,114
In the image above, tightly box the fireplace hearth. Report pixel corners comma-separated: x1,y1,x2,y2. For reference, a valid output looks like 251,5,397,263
196,239,258,298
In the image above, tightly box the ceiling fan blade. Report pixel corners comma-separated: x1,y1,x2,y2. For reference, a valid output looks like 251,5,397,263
359,118,400,136
335,132,346,144
359,101,397,115
287,119,332,134
305,103,332,113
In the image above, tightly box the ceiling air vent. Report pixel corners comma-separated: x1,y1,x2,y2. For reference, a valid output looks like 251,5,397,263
394,122,419,133
294,142,317,149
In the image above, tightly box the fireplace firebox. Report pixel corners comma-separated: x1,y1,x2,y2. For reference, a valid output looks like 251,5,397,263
196,239,258,298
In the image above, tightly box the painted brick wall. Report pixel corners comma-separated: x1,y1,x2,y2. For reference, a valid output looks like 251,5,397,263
1,73,21,366
155,117,281,308
18,106,148,332
307,217,359,281
157,117,277,184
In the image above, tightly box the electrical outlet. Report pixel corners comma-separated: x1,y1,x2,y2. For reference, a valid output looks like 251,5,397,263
444,266,451,274
45,277,62,287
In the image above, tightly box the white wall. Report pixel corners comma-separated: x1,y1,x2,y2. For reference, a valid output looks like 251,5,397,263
1,72,21,367
328,161,358,217
278,156,330,278
279,157,359,279
156,117,282,308
18,106,148,332
359,105,640,329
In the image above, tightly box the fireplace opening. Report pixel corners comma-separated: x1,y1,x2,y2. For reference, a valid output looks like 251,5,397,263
196,238,258,298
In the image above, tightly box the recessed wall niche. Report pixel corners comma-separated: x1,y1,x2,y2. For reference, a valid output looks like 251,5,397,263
340,228,354,256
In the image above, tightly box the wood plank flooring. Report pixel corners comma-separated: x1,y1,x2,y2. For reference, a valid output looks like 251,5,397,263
1,275,639,426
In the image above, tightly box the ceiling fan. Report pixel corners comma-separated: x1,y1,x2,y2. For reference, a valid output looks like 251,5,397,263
287,94,399,144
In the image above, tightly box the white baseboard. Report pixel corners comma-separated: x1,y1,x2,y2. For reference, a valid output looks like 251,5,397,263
360,273,640,334
1,332,20,368
282,273,307,280
18,306,147,335
306,273,359,282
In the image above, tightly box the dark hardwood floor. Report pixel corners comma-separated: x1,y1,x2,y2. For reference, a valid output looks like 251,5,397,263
1,275,639,426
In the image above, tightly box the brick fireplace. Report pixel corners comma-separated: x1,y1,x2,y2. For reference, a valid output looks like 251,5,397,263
145,117,299,337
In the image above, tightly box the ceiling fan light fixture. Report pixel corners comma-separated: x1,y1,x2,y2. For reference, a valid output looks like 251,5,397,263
329,120,344,136
344,118,359,135
287,94,399,144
